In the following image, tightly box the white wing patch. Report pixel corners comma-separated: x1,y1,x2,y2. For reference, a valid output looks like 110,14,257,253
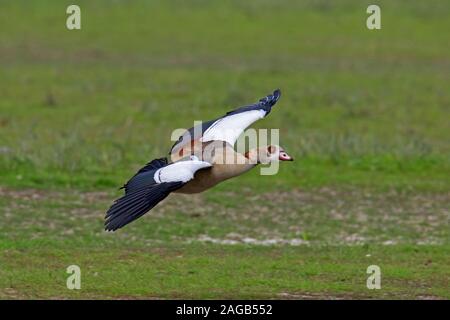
200,109,266,146
154,159,212,183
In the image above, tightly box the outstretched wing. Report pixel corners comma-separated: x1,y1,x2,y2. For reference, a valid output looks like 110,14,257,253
105,157,212,231
170,89,281,156
104,181,183,231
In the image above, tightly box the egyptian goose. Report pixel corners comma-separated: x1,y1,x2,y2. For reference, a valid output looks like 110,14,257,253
105,89,293,231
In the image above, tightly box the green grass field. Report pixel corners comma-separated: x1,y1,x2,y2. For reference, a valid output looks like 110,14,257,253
0,0,449,299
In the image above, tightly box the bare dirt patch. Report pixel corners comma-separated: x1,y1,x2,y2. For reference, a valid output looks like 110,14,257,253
0,186,448,246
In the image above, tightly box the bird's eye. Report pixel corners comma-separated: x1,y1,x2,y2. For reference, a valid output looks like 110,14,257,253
267,145,276,154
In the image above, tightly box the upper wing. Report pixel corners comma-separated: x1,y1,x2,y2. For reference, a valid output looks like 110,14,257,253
201,109,266,146
105,157,212,231
170,89,281,156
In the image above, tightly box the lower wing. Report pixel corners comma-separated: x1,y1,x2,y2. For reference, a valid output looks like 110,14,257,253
105,157,211,231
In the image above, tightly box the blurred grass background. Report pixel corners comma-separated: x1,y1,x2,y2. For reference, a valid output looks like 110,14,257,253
1,0,448,191
0,0,449,299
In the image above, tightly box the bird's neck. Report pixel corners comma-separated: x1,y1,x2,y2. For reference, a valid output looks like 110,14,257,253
245,147,269,164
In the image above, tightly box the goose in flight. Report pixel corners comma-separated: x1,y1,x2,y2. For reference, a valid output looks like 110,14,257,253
105,89,293,231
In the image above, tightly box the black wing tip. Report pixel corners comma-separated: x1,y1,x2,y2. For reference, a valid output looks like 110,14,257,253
273,89,281,99
104,209,121,231
104,214,124,231
104,223,120,232
104,225,116,232
259,89,281,107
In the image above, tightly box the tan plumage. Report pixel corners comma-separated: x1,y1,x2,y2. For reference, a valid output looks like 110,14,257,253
174,142,258,194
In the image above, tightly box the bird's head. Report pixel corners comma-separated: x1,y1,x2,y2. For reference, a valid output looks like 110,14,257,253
257,145,293,164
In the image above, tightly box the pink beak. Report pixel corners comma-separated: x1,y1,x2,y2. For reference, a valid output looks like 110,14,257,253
279,151,294,161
